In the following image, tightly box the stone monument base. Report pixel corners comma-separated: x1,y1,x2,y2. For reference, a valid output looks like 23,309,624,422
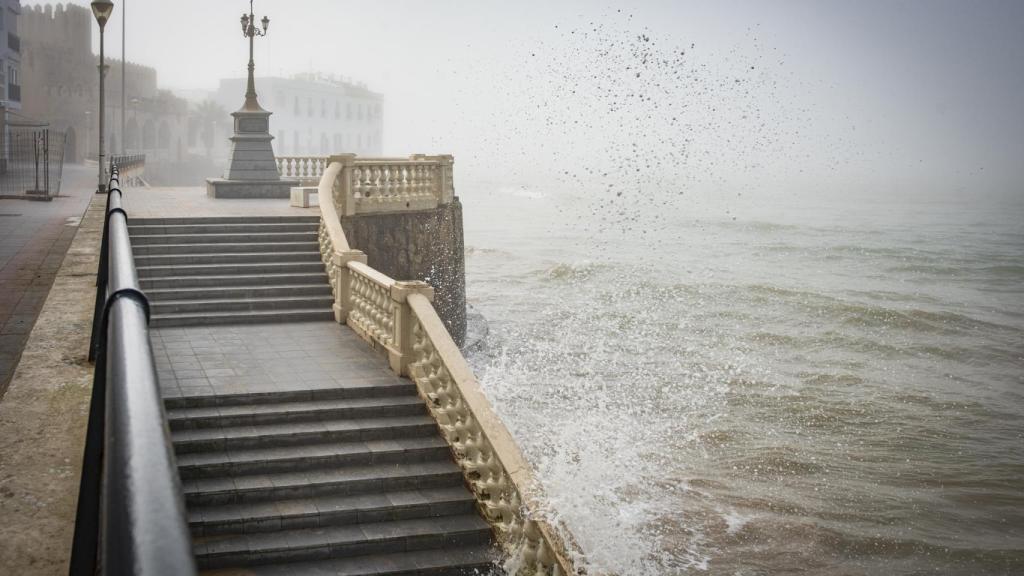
206,178,299,199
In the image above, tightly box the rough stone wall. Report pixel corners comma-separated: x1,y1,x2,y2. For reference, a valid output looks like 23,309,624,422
341,200,467,346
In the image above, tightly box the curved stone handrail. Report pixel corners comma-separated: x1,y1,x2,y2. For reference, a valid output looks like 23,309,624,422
407,293,578,576
314,155,582,574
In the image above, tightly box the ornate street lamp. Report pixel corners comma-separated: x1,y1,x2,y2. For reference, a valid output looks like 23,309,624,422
91,0,114,193
207,0,295,198
240,1,269,111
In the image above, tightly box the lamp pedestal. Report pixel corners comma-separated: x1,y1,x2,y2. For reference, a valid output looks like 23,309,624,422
206,105,295,198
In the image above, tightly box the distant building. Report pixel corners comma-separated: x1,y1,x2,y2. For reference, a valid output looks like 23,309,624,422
1,0,22,113
19,2,187,163
215,73,383,157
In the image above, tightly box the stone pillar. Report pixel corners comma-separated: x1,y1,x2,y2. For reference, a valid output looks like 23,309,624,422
389,281,435,376
331,250,367,324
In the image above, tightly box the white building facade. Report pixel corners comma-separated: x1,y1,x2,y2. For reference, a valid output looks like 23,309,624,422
215,73,383,158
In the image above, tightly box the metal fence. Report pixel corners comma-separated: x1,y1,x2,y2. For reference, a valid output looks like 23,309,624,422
0,128,66,200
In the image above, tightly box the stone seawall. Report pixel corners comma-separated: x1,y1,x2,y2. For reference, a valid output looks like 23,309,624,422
341,199,466,346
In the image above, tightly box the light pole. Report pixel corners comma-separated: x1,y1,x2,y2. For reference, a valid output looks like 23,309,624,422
91,0,113,193
240,0,270,111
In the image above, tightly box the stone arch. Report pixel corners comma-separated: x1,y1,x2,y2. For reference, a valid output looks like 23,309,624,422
65,126,78,163
157,120,171,150
125,117,139,150
142,118,156,149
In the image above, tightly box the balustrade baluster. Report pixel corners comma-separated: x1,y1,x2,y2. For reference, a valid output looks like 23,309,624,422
371,166,381,199
380,166,388,199
352,167,363,199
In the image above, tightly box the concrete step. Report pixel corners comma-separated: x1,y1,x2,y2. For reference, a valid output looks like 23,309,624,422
194,514,492,570
150,295,335,315
184,460,465,507
137,261,325,278
132,232,316,246
189,486,477,537
165,382,418,411
168,395,426,430
146,284,331,302
141,273,329,290
131,216,320,226
133,241,319,256
135,251,322,267
177,436,449,479
198,545,500,576
150,308,334,327
129,222,319,236
173,415,439,454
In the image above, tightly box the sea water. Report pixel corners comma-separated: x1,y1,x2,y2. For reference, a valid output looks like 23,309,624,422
462,184,1024,575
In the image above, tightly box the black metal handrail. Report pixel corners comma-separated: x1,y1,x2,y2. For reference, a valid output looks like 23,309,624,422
108,154,146,178
71,166,196,576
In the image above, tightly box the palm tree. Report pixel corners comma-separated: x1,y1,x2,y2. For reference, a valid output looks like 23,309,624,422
195,99,226,157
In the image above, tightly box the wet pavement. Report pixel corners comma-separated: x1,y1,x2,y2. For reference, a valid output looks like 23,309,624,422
0,165,97,397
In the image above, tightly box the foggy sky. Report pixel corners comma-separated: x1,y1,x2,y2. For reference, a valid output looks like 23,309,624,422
64,0,1024,200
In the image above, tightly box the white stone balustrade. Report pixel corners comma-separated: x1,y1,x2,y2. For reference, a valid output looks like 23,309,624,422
314,153,580,575
297,153,455,216
406,295,578,576
276,156,328,185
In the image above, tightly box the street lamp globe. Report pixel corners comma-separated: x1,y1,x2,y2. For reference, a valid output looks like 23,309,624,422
90,0,114,29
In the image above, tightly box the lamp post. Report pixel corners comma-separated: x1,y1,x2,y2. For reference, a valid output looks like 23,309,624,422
91,0,113,194
208,0,290,197
240,0,270,111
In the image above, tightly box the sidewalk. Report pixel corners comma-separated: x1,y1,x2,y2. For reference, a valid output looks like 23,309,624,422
0,165,97,397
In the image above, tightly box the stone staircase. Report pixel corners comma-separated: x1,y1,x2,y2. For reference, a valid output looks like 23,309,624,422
168,384,499,575
130,216,335,327
134,215,500,574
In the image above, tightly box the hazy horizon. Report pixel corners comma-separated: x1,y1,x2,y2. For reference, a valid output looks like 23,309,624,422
58,0,1024,202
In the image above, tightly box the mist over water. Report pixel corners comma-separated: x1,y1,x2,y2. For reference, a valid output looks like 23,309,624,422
442,9,1024,573
464,186,1024,575
93,1,1024,572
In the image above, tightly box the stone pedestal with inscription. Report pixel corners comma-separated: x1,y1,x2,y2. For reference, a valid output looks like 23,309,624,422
206,107,297,198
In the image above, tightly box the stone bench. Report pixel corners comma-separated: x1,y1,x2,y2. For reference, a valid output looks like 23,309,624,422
290,186,317,208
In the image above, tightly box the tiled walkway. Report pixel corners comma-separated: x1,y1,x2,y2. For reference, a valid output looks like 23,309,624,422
149,321,400,400
0,166,96,397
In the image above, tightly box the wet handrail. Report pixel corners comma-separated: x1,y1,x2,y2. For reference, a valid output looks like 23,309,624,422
70,166,196,576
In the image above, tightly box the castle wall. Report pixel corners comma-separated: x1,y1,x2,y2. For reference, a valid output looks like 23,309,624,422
19,3,186,164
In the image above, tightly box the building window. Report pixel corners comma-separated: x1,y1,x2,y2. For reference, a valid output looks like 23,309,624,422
307,97,313,117
357,104,363,121
293,131,299,153
321,99,326,118
346,102,352,120
334,100,340,119
276,91,285,107
293,96,299,116
278,130,285,152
